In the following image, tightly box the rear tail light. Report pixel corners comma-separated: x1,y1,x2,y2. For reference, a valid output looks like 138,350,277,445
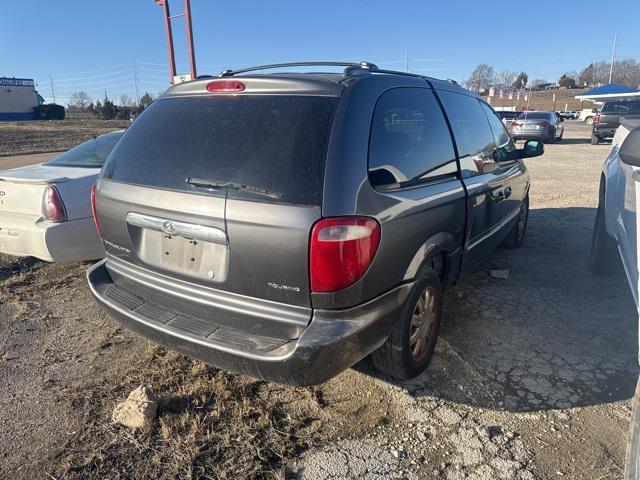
206,80,245,93
42,184,67,222
537,121,551,127
90,183,101,235
593,113,601,125
310,216,381,292
511,121,521,128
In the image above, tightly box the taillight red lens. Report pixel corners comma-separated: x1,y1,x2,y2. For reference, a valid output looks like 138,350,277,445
90,183,101,235
310,216,381,292
206,80,245,93
537,121,551,127
593,113,601,125
42,184,67,222
511,121,521,128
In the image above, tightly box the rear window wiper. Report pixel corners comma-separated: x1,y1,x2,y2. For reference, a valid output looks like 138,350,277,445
185,177,283,199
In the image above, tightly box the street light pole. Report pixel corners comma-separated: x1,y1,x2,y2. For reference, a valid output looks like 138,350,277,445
609,32,618,84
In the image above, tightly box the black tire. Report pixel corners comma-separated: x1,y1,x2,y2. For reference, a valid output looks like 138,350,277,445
591,134,600,145
501,195,529,249
372,268,442,380
590,195,617,274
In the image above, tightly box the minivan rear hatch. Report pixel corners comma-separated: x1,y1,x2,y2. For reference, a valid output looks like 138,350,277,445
98,88,340,310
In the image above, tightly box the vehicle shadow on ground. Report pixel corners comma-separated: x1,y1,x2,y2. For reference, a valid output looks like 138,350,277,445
357,207,638,413
557,138,593,145
0,255,41,281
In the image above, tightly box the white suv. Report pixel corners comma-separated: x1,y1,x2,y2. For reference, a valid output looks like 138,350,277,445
590,121,640,479
591,120,640,291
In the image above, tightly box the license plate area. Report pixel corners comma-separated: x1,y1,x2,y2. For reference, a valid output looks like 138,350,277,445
126,213,229,283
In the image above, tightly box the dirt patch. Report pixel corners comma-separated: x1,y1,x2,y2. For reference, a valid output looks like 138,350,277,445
0,116,129,156
0,121,636,479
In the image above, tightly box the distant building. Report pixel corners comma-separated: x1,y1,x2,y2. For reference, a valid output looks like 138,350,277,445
0,77,41,121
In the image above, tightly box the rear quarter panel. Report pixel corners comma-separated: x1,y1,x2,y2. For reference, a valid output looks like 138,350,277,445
315,75,466,309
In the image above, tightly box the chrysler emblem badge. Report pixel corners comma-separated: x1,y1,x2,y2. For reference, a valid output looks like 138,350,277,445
162,221,176,234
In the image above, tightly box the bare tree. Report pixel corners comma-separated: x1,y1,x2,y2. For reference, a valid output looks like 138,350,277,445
119,94,132,107
69,91,92,111
578,58,640,87
496,69,517,88
465,64,495,92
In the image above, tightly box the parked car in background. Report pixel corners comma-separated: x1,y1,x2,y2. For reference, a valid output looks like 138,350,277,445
510,111,564,143
591,99,640,145
580,108,599,125
87,62,543,386
559,111,576,120
496,110,521,127
0,131,123,262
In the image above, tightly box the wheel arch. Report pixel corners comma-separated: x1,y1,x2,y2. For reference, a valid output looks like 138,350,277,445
402,231,461,287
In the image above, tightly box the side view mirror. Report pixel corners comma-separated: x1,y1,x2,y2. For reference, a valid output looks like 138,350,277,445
520,139,544,158
620,127,640,167
494,139,544,162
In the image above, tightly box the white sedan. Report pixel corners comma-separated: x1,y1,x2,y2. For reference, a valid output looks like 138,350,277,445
0,131,123,262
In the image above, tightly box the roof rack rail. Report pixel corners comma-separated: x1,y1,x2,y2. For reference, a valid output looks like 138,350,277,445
218,61,378,77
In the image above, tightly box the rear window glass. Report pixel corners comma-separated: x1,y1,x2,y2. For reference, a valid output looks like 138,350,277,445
46,132,122,168
602,101,640,114
516,112,552,120
102,95,338,206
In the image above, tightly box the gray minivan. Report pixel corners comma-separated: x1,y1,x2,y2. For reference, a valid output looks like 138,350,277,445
87,62,542,385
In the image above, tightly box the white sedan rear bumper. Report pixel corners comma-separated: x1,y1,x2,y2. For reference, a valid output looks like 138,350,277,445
0,212,104,262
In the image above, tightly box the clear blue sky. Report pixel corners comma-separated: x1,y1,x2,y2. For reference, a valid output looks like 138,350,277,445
2,0,639,105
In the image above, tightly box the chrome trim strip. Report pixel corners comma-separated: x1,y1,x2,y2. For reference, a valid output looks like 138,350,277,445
126,212,228,245
467,207,521,251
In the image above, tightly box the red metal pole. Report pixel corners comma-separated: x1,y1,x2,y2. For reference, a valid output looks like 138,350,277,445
157,0,177,84
184,0,197,79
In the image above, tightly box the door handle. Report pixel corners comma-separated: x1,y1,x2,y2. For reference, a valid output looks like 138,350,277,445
504,186,512,198
491,190,505,202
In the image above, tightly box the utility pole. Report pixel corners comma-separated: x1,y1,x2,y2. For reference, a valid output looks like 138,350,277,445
48,75,56,104
132,61,140,104
405,51,409,73
609,32,618,84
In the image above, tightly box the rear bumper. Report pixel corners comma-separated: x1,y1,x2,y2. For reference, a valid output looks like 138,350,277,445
511,130,553,141
593,126,617,138
0,213,104,262
87,259,413,386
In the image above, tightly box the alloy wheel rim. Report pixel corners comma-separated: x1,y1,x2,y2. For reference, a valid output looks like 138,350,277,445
409,287,437,362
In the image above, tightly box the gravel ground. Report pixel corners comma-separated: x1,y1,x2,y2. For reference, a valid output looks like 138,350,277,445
0,121,637,479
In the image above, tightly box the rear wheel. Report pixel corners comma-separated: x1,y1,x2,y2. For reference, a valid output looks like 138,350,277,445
372,268,442,380
586,116,595,125
591,133,600,145
502,196,529,249
590,195,618,274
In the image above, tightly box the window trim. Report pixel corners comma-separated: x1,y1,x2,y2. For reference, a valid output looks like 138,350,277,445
367,86,460,192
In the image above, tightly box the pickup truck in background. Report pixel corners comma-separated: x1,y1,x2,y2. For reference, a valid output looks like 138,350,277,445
591,100,640,145
579,108,599,125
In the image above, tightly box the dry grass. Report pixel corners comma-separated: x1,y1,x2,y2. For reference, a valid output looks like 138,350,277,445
52,345,326,479
0,116,129,156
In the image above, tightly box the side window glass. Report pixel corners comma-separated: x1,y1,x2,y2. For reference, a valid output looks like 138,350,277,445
437,91,497,177
480,102,516,163
368,88,457,189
